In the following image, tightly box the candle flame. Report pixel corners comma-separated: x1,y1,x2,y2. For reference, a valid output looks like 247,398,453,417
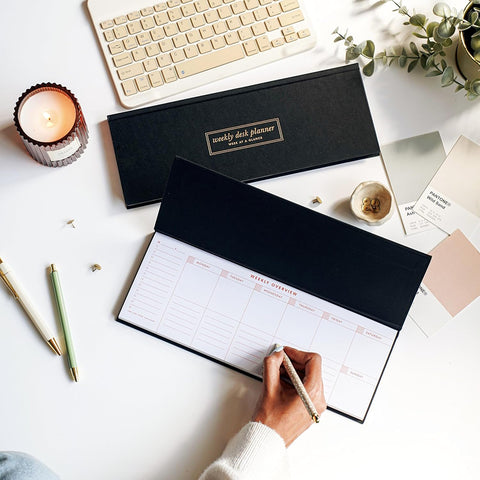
43,111,55,128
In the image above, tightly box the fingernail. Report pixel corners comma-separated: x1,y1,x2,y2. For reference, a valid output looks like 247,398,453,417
269,344,284,355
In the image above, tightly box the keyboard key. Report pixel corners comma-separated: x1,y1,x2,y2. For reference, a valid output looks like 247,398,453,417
113,52,133,67
108,41,124,54
284,32,297,42
154,12,169,25
211,36,226,49
175,44,244,78
168,0,181,6
191,14,206,27
121,79,137,95
127,21,142,34
135,75,151,91
271,36,285,47
143,58,158,71
240,12,255,25
114,25,128,39
137,32,152,45
127,11,141,20
297,28,310,38
225,31,239,44
278,9,304,26
148,70,164,86
132,47,147,61
198,40,213,53
254,7,268,21
141,6,155,15
168,7,183,21
245,0,259,9
242,39,258,55
178,18,193,31
123,37,138,49
280,0,299,12
173,34,188,47
213,21,228,34
181,3,197,15
151,27,166,40
231,1,246,14
256,35,271,51
141,17,156,29
251,22,266,35
226,16,241,29
117,62,144,80
171,49,186,62
264,17,279,31
157,53,172,66
266,3,281,16
104,29,115,42
184,44,200,57
162,66,178,82
200,25,214,38
238,27,253,39
186,30,201,42
146,43,161,56
160,38,174,51
154,2,168,10
194,0,209,12
209,0,223,6
100,19,114,29
114,15,127,24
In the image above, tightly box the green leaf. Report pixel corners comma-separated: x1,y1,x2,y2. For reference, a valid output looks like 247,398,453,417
441,59,447,70
433,2,451,17
408,59,419,72
441,66,454,86
362,40,375,58
420,55,428,69
455,84,465,92
413,32,428,39
334,36,343,43
410,42,419,55
425,70,442,76
362,60,375,77
471,79,480,95
346,47,360,61
426,21,439,37
442,38,453,47
410,14,427,27
457,20,472,31
331,27,339,35
470,11,479,24
399,55,407,67
437,19,455,38
426,54,437,68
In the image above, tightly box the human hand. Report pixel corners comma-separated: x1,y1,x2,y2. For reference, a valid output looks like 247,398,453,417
252,346,326,447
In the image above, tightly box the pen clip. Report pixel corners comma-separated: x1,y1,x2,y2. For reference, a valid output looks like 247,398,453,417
0,271,19,299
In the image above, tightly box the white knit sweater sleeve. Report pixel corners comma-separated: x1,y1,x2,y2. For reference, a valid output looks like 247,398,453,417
199,422,290,480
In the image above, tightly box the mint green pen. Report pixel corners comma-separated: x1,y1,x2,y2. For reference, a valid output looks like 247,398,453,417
50,264,78,382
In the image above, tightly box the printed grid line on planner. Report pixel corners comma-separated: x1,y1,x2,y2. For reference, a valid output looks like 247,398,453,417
120,233,397,420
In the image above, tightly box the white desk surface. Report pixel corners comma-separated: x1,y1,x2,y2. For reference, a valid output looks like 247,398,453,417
1,1,479,478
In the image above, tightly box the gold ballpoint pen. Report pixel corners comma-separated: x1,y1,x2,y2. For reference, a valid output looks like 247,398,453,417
0,258,62,355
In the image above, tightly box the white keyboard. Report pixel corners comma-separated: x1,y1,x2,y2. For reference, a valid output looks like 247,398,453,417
87,0,316,108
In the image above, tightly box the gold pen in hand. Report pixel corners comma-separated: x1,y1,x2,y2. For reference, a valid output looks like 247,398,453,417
273,344,320,423
0,258,62,355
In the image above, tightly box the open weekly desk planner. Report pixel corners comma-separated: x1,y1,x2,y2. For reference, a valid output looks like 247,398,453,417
118,158,430,422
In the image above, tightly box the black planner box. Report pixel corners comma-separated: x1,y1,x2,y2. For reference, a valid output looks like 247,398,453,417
107,64,379,208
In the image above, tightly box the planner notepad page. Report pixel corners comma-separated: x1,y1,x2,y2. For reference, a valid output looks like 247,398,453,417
119,232,397,423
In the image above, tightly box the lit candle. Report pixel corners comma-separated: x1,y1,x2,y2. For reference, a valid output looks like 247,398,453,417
13,83,88,167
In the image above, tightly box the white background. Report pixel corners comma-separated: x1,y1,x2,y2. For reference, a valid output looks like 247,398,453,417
1,0,479,479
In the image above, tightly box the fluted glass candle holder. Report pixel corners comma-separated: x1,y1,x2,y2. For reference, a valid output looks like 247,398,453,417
13,83,88,167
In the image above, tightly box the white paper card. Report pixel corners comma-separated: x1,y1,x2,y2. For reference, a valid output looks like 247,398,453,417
414,136,480,237
119,232,398,422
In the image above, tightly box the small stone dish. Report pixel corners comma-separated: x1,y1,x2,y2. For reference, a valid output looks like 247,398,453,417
350,181,393,226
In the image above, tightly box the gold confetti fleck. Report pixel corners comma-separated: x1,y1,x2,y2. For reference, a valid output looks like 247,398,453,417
312,196,322,204
66,219,76,228
91,264,102,272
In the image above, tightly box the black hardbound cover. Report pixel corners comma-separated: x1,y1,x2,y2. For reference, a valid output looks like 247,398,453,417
155,157,431,331
108,64,379,208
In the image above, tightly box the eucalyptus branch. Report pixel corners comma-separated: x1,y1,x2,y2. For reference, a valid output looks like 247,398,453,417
333,0,480,100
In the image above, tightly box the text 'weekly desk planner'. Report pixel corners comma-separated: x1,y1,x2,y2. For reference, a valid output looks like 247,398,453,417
118,158,430,422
